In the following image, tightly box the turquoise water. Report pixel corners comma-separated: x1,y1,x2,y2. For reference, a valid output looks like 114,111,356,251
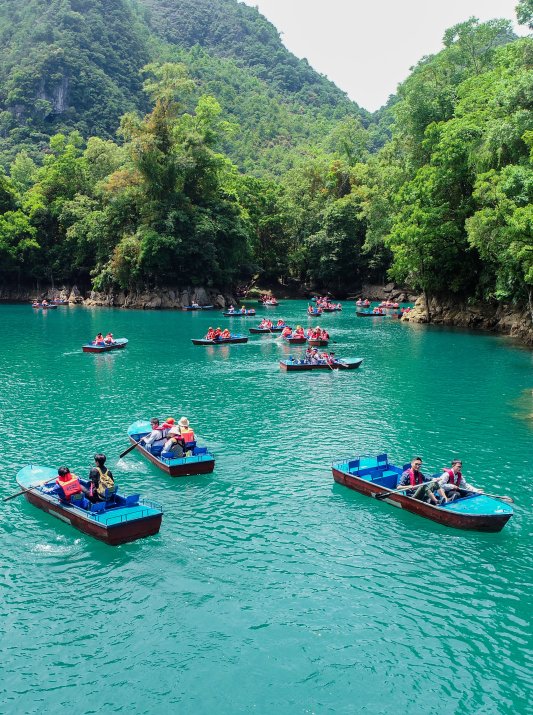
0,302,531,714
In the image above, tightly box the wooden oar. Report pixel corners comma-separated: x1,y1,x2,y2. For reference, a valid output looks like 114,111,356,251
4,476,57,502
119,438,142,460
477,492,514,504
375,482,438,500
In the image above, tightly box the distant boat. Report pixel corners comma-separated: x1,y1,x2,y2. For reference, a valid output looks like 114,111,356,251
223,309,256,317
15,465,163,545
182,305,214,310
356,310,387,317
82,338,128,353
306,337,329,347
280,358,363,371
283,335,306,344
32,303,58,309
249,325,289,334
191,335,248,345
331,454,513,532
127,420,215,477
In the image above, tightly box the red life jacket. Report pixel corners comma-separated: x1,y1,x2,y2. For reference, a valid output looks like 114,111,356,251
56,473,82,497
443,468,462,486
408,469,424,486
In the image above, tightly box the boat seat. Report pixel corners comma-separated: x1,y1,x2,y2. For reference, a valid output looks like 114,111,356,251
348,459,360,474
124,494,140,507
90,501,106,513
70,493,89,510
100,486,117,501
194,447,207,455
382,470,398,480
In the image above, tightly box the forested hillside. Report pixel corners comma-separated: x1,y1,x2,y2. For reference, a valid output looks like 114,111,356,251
0,0,365,171
0,0,531,323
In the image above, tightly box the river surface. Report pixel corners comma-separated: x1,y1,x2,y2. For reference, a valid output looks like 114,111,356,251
0,302,531,714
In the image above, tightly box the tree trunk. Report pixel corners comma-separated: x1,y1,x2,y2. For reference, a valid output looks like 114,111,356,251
528,288,533,326
424,289,432,323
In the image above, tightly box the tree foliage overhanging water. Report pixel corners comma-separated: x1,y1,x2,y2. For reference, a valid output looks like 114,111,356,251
0,0,532,309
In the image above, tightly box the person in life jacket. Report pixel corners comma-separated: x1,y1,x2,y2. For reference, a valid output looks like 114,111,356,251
277,319,285,327
56,466,83,501
104,332,114,344
93,332,104,345
176,417,196,454
396,457,443,505
214,327,222,338
161,433,184,459
206,327,216,340
87,454,115,501
281,326,292,338
436,460,481,502
221,328,231,339
141,418,166,451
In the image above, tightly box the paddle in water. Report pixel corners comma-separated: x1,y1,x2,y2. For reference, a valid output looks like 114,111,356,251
4,476,57,502
119,439,142,460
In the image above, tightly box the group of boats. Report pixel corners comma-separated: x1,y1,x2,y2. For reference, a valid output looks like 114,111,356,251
16,294,514,544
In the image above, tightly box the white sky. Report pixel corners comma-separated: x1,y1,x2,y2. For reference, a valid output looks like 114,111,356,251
240,0,529,111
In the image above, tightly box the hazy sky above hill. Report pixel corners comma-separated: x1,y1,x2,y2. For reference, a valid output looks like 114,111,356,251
240,0,529,110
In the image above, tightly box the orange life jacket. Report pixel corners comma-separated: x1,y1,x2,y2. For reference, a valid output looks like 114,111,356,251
56,472,82,497
180,427,196,444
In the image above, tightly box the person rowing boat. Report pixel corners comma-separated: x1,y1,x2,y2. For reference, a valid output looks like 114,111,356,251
437,459,482,503
395,457,445,505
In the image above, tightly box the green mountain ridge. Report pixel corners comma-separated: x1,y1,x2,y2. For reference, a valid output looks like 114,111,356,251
0,0,367,171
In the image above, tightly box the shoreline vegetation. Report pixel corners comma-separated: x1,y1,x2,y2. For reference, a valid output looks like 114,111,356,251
4,283,532,347
0,3,532,347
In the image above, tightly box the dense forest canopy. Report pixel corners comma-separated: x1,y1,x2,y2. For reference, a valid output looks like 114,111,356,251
0,0,531,316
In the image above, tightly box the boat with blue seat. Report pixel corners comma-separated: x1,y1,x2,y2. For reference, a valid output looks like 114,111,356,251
127,420,215,477
223,309,256,317
82,338,128,353
15,465,163,545
331,454,513,532
280,357,363,371
191,335,248,345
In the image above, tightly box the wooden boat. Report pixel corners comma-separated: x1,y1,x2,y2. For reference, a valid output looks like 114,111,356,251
249,325,289,334
356,310,387,317
307,309,323,316
15,465,163,545
32,303,58,309
223,309,256,317
321,306,342,312
280,358,363,371
82,338,128,353
191,335,248,345
331,454,513,532
182,305,214,310
127,420,215,477
283,335,306,344
307,338,329,347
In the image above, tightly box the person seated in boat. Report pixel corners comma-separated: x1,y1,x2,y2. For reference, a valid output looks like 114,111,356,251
205,327,216,340
239,305,247,313
161,433,184,459
191,302,200,309
175,417,196,455
281,326,292,338
321,328,330,340
396,457,443,505
42,299,49,306
266,319,273,328
437,460,481,503
214,327,222,338
86,454,115,502
277,319,285,327
309,348,320,364
141,418,167,451
160,417,175,433
104,332,114,344
93,332,105,345
294,325,305,337
32,301,40,307
228,304,235,312
221,328,231,339
55,466,83,502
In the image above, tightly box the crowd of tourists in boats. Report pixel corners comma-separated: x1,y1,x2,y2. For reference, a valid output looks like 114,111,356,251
310,296,342,311
258,294,279,306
